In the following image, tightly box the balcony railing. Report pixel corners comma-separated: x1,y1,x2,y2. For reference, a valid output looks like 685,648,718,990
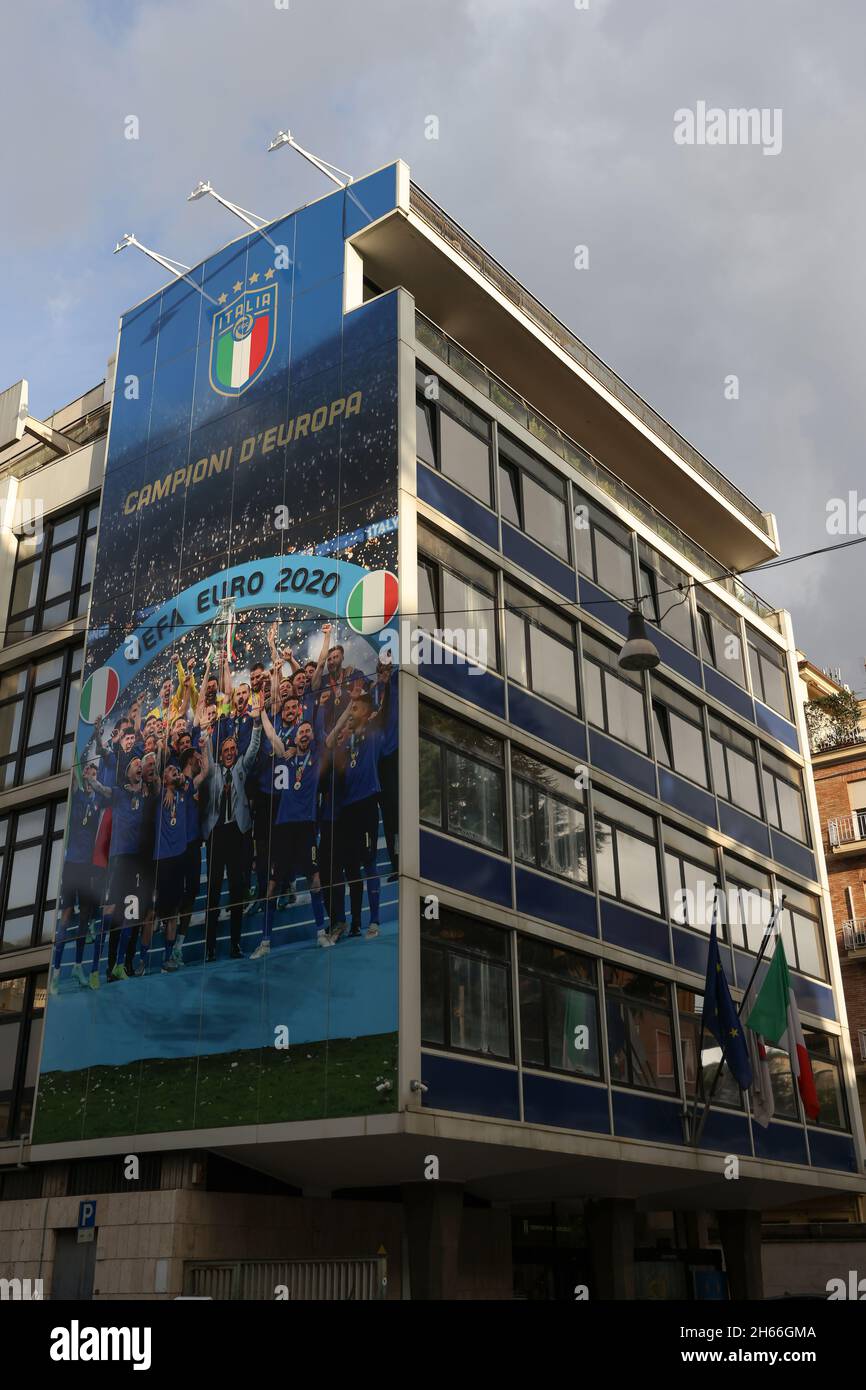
416,311,779,626
842,920,866,951
859,1029,866,1062
828,812,866,849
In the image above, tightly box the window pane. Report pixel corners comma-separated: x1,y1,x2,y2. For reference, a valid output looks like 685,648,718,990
790,910,824,979
0,978,27,1014
776,779,806,841
603,670,647,752
26,688,60,749
529,625,576,711
80,532,97,589
9,559,41,617
505,610,528,686
617,829,661,913
417,562,437,629
583,660,604,730
420,945,445,1045
0,701,23,759
594,529,632,598
523,476,569,560
51,516,80,546
605,996,675,1093
547,982,600,1076
44,543,77,601
448,955,510,1056
519,973,545,1067
445,750,503,851
439,412,491,504
14,808,45,842
419,738,442,827
499,464,521,526
537,794,588,883
513,779,536,866
727,748,761,816
416,400,436,467
669,710,707,786
809,1054,846,1127
441,569,497,670
7,846,41,910
419,703,503,764
594,819,617,897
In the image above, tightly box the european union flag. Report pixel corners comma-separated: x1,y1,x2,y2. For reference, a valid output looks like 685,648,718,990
702,921,752,1091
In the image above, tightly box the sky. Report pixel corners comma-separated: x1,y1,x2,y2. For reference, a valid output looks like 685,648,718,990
1,0,864,689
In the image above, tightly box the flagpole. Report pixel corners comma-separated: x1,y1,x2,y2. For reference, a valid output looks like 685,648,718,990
691,892,786,1146
687,881,719,1139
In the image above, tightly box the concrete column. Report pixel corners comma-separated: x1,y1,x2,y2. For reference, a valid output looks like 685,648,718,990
717,1209,763,1300
585,1198,635,1299
402,1182,463,1300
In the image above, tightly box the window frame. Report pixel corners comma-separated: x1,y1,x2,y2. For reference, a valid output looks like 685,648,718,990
709,716,763,818
6,500,98,640
420,908,514,1061
415,365,494,507
417,526,500,671
511,749,590,888
0,799,67,954
582,632,649,754
651,677,710,788
761,749,810,845
505,584,580,715
0,642,84,791
592,790,662,916
497,431,571,564
518,937,601,1079
603,964,677,1096
419,701,507,855
0,970,47,1141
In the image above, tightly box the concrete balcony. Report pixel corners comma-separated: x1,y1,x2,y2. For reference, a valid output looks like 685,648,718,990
828,812,866,855
842,920,866,953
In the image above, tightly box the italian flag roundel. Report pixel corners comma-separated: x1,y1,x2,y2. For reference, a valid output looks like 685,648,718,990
346,570,399,636
79,666,120,724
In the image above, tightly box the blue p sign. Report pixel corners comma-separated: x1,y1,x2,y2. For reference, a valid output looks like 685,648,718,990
78,1200,96,1230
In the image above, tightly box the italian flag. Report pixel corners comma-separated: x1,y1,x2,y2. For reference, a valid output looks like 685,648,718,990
346,570,399,636
745,939,820,1122
79,666,120,724
215,317,269,390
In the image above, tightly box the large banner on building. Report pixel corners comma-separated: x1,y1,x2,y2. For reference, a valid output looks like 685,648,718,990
33,170,402,1142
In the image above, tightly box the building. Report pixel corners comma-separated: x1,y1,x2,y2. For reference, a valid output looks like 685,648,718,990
0,161,863,1301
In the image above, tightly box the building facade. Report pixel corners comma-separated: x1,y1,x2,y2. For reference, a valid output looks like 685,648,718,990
0,162,863,1301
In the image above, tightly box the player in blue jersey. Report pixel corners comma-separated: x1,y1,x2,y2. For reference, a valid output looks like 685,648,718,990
373,658,399,879
50,762,108,993
250,710,326,958
171,745,206,967
314,688,347,946
326,682,391,941
102,756,157,982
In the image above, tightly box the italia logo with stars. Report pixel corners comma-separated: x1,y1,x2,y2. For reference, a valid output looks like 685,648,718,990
209,268,277,397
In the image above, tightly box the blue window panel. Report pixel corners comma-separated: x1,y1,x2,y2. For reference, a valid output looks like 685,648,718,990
293,187,347,295
419,648,506,719
342,163,401,237
698,1110,752,1156
421,1052,520,1121
770,830,815,880
754,700,800,753
578,576,630,640
515,867,599,938
523,1073,610,1133
147,348,197,454
342,290,400,363
601,899,670,962
658,769,717,827
647,625,703,686
507,683,586,759
703,665,755,722
753,1121,808,1166
589,729,656,797
733,948,762,993
153,268,204,366
501,522,577,601
791,975,835,1022
290,278,345,384
612,1091,684,1145
808,1130,857,1173
672,926,734,981
419,829,512,907
417,464,499,548
717,801,771,856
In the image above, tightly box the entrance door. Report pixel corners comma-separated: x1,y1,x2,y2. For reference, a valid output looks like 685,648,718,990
51,1229,96,1300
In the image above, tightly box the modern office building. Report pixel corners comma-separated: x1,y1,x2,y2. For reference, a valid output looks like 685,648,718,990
0,161,863,1301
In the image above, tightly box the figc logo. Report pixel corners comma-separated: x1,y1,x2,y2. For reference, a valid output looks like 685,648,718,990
209,275,278,397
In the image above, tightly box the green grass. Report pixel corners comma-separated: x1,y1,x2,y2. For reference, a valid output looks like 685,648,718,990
32,1032,398,1144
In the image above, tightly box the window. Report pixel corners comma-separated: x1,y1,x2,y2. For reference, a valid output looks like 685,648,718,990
421,907,512,1059
604,965,676,1094
0,801,66,953
0,644,84,791
498,432,570,562
505,582,578,713
0,972,47,1140
698,593,746,687
664,826,719,935
593,790,661,915
582,632,648,753
710,716,761,817
723,855,774,954
416,366,493,505
637,541,695,651
761,749,809,843
651,678,709,787
574,495,634,600
803,1031,848,1129
677,988,743,1108
778,883,826,980
512,749,589,885
419,702,505,852
519,937,600,1077
7,502,98,639
417,524,498,670
747,630,792,718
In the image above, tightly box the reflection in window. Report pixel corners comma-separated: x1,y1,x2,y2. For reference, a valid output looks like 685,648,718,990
498,432,570,562
506,584,578,713
677,988,742,1107
710,717,761,817
593,791,661,915
7,503,98,639
0,801,67,953
519,937,600,1078
415,367,493,505
419,702,505,852
803,1031,847,1129
512,750,589,885
651,678,708,787
604,965,675,1094
583,633,647,753
421,909,512,1059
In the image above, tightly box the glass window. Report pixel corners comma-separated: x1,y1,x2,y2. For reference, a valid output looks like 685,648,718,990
512,750,589,885
747,630,792,718
663,825,719,935
7,503,98,640
761,750,808,843
637,542,695,651
651,678,708,786
416,370,493,505
582,633,647,753
575,495,634,600
593,790,661,914
505,584,578,713
0,971,48,1140
710,717,761,817
604,965,675,1094
417,524,499,670
0,644,83,791
498,433,570,562
519,937,600,1077
677,988,742,1107
723,855,775,954
803,1031,847,1128
698,594,746,687
419,703,505,853
778,883,826,980
416,398,436,468
421,908,512,1060
0,800,66,953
